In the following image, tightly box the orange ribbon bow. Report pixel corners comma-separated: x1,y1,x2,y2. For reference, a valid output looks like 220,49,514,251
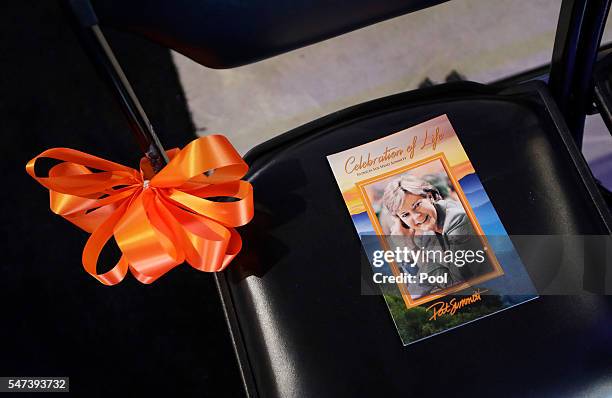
26,135,254,285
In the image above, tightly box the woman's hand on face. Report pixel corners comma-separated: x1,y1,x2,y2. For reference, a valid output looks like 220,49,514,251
390,218,416,247
400,219,415,236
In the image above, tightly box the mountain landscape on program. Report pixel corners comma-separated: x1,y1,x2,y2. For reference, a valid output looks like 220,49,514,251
459,173,507,237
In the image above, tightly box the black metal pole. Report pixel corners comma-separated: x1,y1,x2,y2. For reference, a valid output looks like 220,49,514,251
549,0,611,146
63,0,169,173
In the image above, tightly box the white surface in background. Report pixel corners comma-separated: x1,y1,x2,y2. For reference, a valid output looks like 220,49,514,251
584,115,612,162
172,0,612,159
584,114,612,188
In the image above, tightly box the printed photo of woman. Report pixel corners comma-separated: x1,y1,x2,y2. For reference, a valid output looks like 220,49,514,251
380,173,492,297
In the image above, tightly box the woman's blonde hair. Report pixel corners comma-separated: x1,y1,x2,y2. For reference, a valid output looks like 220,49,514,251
382,174,441,216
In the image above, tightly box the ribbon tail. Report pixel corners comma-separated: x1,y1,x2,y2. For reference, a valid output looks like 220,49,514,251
82,201,131,286
114,190,182,283
129,264,165,284
159,196,234,272
220,227,242,271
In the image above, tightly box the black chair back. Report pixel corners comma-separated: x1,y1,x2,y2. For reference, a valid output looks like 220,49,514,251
92,0,448,68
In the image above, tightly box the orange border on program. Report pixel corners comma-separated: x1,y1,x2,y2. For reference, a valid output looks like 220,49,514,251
356,153,504,309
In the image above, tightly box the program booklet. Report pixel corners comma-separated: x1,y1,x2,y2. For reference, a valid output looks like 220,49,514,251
327,114,538,345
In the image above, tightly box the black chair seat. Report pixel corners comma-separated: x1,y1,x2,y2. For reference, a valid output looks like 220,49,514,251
220,81,612,397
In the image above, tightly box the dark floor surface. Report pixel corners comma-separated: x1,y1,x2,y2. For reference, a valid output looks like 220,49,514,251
0,1,244,396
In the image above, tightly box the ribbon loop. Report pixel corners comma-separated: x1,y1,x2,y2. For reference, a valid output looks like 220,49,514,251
151,135,248,188
167,181,253,227
26,135,254,285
